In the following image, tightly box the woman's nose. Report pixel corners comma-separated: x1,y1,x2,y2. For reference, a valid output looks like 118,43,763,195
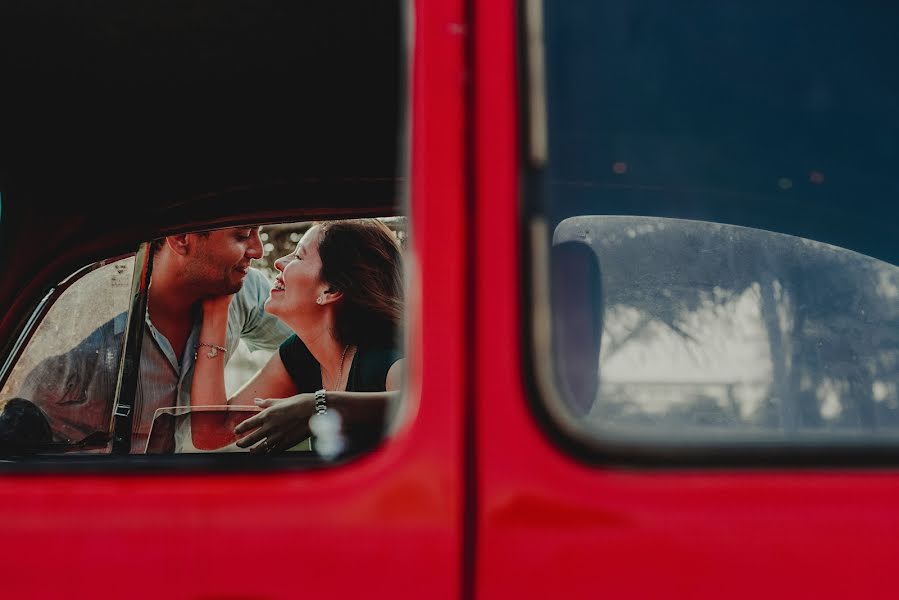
274,256,286,271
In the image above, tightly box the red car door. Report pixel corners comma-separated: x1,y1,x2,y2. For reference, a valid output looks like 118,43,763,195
472,1,899,598
0,2,468,598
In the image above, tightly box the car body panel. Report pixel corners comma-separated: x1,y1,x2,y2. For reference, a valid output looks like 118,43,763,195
1,0,898,598
0,1,463,598
473,1,899,598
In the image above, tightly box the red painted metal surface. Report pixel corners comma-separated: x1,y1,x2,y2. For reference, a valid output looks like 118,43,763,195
471,1,899,598
0,1,467,598
4,1,899,598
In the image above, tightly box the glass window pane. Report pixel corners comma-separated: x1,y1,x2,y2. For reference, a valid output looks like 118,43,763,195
1,216,408,462
529,1,899,449
0,256,135,454
551,216,899,442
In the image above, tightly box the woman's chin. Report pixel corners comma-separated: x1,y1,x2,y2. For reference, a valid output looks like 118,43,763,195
263,296,280,316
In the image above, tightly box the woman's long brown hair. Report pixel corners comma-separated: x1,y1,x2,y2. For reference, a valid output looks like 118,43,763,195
316,219,403,347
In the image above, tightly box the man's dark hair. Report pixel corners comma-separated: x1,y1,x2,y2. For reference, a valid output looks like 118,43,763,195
150,230,211,255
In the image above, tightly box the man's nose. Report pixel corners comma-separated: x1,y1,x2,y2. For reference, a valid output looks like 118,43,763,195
246,230,264,259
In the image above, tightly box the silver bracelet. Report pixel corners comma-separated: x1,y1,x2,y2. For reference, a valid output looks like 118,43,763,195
195,342,227,360
310,388,344,460
313,388,327,415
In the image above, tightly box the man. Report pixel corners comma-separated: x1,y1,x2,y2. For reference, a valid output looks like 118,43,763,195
16,226,293,453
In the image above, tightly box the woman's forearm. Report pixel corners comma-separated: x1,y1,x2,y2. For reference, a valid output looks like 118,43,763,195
233,390,401,454
190,300,231,448
323,390,400,432
190,304,230,408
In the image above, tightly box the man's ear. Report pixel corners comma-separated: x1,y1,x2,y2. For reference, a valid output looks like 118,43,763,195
164,234,191,256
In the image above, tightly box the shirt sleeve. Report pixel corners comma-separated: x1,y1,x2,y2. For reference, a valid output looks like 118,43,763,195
16,319,121,444
349,347,403,392
228,268,294,352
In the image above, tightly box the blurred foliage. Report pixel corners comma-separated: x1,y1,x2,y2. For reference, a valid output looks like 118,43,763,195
255,217,407,281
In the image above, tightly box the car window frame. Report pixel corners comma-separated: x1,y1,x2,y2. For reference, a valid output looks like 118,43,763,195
0,217,405,472
517,0,899,469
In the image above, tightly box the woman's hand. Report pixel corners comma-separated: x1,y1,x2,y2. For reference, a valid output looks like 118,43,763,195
233,394,315,454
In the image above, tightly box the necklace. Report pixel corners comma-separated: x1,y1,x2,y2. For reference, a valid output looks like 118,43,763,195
322,344,351,391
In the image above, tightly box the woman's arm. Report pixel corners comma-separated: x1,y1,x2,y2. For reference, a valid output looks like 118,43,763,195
226,351,298,406
190,296,298,448
233,389,401,453
232,357,406,454
190,296,232,409
385,358,404,392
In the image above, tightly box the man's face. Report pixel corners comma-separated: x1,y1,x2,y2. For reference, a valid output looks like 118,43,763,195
184,226,263,296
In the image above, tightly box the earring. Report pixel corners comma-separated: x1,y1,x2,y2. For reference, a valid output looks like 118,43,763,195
316,296,324,305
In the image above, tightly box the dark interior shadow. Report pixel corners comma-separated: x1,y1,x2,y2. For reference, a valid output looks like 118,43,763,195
0,398,53,454
550,241,604,418
0,397,109,455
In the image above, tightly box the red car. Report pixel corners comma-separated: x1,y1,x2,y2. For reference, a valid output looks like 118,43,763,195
1,1,897,598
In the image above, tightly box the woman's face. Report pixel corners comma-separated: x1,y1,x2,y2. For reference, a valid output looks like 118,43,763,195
266,225,329,321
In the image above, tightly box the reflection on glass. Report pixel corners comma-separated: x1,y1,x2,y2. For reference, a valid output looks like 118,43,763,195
147,405,262,454
553,216,899,441
0,256,136,454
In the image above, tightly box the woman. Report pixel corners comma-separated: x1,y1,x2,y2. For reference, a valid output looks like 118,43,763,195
190,218,404,456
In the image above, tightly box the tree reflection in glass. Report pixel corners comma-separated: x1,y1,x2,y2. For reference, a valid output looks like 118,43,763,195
553,216,899,441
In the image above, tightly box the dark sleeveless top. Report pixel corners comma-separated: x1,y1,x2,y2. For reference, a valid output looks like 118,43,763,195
278,334,401,393
278,334,401,454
